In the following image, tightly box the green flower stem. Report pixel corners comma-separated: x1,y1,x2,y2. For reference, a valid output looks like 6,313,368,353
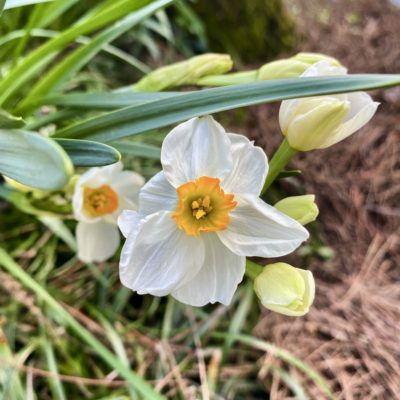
0,248,164,400
196,70,257,87
245,259,263,280
261,138,298,195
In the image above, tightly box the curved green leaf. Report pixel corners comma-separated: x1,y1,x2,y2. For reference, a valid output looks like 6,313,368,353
0,109,24,128
0,0,156,106
55,139,121,167
0,130,73,190
17,0,173,112
38,91,178,109
54,74,400,142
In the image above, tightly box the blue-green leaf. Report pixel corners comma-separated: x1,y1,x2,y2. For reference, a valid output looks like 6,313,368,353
54,75,400,142
55,139,121,167
0,130,73,190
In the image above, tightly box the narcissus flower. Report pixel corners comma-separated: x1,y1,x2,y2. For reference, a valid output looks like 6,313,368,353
254,262,315,316
73,162,144,263
274,195,319,225
118,116,309,307
279,61,379,151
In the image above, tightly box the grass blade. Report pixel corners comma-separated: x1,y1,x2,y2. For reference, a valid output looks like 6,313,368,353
214,332,334,399
0,248,165,400
17,0,173,112
0,0,157,106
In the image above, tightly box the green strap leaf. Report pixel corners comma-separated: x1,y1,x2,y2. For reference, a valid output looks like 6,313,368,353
17,0,173,112
111,140,161,159
0,0,158,106
0,129,73,190
54,74,400,142
37,91,179,109
0,109,25,128
55,139,121,167
0,248,165,400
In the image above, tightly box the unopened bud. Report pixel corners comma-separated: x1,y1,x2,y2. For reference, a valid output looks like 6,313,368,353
274,195,319,225
134,53,233,92
254,263,315,317
257,52,341,81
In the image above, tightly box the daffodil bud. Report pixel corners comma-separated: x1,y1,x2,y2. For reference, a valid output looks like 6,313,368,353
279,61,379,151
254,263,315,317
257,52,341,80
134,53,233,92
274,195,319,225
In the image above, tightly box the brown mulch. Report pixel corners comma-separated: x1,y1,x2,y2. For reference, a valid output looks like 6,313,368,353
240,0,400,398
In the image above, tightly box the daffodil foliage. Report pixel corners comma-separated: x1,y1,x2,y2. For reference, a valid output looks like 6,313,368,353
0,1,399,318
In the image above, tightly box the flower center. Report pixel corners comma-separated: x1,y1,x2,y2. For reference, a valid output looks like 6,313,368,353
83,185,119,217
172,176,236,236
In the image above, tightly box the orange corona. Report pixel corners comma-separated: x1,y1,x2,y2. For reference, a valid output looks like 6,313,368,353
172,176,236,236
83,185,119,217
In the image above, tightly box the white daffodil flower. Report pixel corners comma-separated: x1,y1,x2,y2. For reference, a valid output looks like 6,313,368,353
73,162,144,263
279,61,379,151
118,116,309,307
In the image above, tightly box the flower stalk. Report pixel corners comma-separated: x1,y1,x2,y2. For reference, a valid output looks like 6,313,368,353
261,138,298,195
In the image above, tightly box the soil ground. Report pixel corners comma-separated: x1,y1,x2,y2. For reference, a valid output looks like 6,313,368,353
240,0,400,398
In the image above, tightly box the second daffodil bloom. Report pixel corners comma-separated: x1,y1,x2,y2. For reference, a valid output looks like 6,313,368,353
73,162,144,263
279,61,379,151
118,116,309,307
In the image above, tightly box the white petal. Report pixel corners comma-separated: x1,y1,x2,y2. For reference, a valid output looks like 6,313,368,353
172,233,245,306
161,116,233,187
76,221,120,263
301,60,347,78
218,194,309,258
118,210,142,238
221,133,268,196
119,211,205,296
139,171,177,216
279,98,300,134
112,170,145,205
319,92,379,148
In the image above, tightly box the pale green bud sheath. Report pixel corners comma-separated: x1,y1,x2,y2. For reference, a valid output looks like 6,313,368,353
257,59,310,80
274,195,319,225
258,52,341,81
195,52,340,87
254,262,315,317
133,53,233,92
293,52,342,67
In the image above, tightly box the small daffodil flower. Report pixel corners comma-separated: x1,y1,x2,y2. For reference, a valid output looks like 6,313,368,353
73,162,144,263
254,262,315,317
274,195,319,225
118,116,309,307
279,61,379,151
